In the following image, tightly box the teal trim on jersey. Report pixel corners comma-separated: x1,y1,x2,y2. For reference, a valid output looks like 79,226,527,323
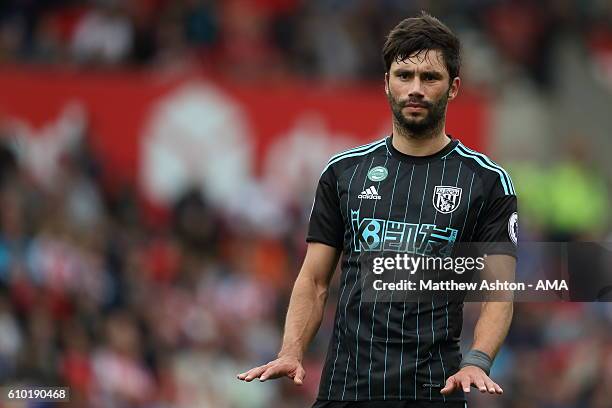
454,145,515,195
378,161,401,400
455,144,513,195
312,141,385,220
355,153,390,400
322,139,387,175
458,142,516,193
458,173,476,242
457,143,516,195
331,138,385,160
432,157,447,224
432,158,446,401
415,162,430,401
399,163,415,400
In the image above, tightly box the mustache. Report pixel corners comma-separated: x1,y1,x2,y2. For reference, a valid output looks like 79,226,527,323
398,99,432,109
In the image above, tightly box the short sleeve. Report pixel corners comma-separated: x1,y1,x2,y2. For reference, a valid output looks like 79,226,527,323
306,167,344,249
472,175,518,258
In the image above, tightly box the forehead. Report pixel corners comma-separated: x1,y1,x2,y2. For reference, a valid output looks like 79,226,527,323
390,49,447,74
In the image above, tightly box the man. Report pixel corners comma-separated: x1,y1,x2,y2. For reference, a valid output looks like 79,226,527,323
238,12,517,408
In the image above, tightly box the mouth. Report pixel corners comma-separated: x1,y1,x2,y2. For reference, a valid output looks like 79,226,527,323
403,104,427,112
403,100,429,109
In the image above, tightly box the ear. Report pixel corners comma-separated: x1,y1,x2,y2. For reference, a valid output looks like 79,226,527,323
447,76,460,101
384,72,390,95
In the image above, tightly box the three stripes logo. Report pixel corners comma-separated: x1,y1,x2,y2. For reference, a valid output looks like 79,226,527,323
358,186,382,200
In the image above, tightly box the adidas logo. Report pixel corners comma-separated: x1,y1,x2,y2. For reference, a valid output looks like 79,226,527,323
358,186,382,200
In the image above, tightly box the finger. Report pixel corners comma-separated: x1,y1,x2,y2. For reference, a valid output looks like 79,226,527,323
440,376,457,395
460,376,472,393
483,379,497,394
474,377,487,393
488,381,504,394
237,368,257,380
293,365,306,385
244,365,268,382
260,364,286,381
482,377,503,394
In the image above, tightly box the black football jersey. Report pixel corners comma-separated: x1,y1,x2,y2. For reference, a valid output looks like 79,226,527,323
307,135,517,403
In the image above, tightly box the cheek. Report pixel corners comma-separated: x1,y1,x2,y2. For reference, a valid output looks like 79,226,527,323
432,83,451,98
422,83,441,94
388,80,407,97
418,87,442,103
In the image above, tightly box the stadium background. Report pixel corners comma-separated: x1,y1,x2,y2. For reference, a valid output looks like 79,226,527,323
0,0,611,407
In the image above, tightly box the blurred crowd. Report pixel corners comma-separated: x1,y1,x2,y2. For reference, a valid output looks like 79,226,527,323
1,0,612,408
0,121,611,408
0,0,610,85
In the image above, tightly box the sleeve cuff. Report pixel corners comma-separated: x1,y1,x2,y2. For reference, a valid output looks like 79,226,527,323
306,236,343,250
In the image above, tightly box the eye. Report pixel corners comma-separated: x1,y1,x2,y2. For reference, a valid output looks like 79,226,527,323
423,73,436,81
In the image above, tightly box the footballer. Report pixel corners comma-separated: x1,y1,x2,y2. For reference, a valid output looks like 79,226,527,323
238,12,517,408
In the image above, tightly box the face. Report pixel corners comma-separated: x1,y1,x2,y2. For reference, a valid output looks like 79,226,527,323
385,49,460,137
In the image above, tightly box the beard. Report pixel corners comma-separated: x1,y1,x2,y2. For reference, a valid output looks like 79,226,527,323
387,87,449,139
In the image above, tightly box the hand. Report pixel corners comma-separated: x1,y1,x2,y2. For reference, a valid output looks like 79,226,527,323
440,366,503,395
237,355,306,385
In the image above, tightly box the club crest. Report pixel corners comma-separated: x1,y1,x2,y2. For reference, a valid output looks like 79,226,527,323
433,186,462,214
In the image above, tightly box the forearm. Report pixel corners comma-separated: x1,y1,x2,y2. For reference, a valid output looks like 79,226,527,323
278,272,329,361
443,300,511,395
471,301,513,359
471,253,515,360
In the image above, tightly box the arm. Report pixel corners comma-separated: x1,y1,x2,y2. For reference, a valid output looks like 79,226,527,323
237,242,341,385
441,254,515,396
472,254,515,360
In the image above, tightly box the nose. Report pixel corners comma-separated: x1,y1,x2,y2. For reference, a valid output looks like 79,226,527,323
408,77,424,98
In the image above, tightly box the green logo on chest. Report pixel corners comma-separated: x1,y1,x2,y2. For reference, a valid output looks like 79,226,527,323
367,166,388,182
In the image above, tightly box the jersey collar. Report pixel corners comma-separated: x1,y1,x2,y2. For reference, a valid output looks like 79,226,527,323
386,134,458,164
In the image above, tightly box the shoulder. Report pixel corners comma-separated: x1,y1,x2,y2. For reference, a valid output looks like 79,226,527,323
321,137,389,178
451,141,516,196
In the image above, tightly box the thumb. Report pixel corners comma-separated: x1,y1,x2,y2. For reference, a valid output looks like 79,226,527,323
293,366,306,385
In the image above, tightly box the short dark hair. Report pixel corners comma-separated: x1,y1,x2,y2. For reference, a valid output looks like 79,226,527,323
382,12,461,82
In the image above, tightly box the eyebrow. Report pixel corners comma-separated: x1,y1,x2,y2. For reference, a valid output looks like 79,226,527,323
393,68,444,78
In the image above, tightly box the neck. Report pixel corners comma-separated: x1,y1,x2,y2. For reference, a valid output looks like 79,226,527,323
391,121,451,156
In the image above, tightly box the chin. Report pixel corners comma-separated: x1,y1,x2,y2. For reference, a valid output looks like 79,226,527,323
405,110,427,118
404,116,427,125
